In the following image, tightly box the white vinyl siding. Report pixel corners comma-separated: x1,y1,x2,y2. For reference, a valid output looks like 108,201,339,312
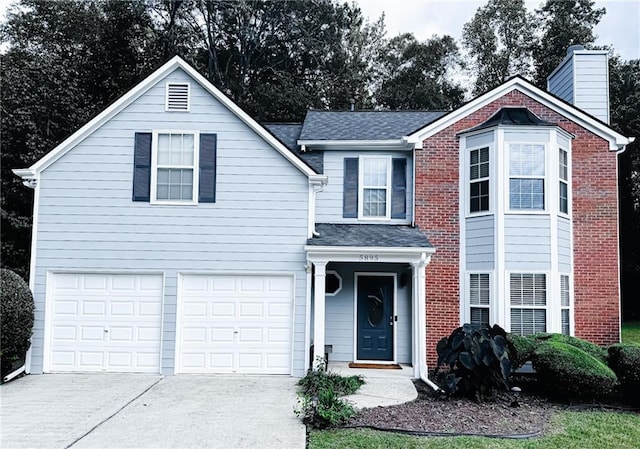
509,144,546,210
359,156,391,219
469,273,490,326
510,273,547,335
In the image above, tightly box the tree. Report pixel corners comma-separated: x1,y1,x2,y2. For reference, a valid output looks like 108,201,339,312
375,33,465,110
532,0,605,87
0,0,162,278
462,0,535,95
609,57,640,319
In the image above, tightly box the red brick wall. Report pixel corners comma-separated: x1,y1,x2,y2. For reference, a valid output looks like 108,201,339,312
416,90,620,367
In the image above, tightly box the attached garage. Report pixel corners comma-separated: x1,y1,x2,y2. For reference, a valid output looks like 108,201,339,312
47,273,163,373
176,274,293,374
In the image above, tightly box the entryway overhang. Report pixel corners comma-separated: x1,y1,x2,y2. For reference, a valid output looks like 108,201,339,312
304,224,435,378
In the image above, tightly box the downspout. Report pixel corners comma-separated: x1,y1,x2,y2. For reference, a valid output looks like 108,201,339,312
414,252,442,392
412,144,416,227
3,364,26,383
309,175,328,237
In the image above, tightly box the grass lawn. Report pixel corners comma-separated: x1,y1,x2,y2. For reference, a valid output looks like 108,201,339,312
622,321,640,344
309,410,640,449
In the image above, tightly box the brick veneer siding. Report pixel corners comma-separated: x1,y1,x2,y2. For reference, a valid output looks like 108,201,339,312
416,89,621,367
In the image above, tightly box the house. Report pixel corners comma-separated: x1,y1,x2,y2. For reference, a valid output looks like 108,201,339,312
14,47,632,378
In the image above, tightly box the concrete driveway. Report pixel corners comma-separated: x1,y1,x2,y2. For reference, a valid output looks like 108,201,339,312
1,374,305,449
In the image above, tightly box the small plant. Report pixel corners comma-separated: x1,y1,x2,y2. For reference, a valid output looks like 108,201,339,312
532,341,617,401
295,362,364,429
1,269,35,379
435,323,511,401
607,343,640,405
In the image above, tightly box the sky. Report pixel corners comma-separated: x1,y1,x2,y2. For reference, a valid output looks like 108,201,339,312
355,0,640,62
0,0,638,61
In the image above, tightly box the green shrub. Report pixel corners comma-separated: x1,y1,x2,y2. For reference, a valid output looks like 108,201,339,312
532,341,617,401
531,333,608,363
506,333,537,369
435,323,511,401
1,269,35,378
296,366,363,429
608,343,640,405
298,367,364,397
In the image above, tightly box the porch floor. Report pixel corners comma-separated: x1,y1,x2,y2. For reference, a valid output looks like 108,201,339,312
328,362,417,409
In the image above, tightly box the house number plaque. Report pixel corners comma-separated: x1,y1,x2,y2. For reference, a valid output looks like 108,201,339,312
359,254,379,262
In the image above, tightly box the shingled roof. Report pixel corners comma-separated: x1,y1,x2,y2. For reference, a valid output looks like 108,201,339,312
307,223,433,248
298,110,447,141
263,123,323,173
462,107,557,133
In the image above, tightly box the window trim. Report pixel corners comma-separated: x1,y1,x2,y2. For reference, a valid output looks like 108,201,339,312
357,155,392,220
559,147,570,216
506,142,548,214
150,130,200,205
467,272,491,327
325,270,343,297
559,273,573,336
507,271,548,336
468,146,491,215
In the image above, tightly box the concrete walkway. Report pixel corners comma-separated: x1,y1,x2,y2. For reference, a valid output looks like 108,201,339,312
329,363,418,409
1,374,305,449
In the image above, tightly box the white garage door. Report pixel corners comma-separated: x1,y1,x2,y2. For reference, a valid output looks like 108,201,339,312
49,273,163,373
177,275,293,374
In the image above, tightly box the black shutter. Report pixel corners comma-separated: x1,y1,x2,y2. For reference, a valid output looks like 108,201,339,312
391,158,407,219
199,133,217,203
133,132,152,202
343,158,359,218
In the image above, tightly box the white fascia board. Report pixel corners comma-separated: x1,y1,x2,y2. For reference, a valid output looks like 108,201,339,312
297,139,412,150
408,77,631,151
305,245,435,264
18,56,316,178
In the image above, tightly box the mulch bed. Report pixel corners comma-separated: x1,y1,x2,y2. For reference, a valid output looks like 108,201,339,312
345,380,566,436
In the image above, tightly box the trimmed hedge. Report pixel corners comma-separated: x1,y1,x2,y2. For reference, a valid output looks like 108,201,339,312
532,341,617,401
530,333,608,364
1,269,35,378
608,343,640,405
506,333,536,370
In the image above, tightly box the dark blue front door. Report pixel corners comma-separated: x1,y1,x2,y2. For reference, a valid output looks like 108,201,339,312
356,275,394,361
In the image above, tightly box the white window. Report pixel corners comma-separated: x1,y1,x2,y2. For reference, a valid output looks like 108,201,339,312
151,131,198,203
559,148,569,214
509,144,545,210
359,156,391,219
510,273,546,336
560,274,571,335
470,147,490,213
165,82,190,111
469,273,490,326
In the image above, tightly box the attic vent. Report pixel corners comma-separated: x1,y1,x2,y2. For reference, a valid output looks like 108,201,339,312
165,82,190,111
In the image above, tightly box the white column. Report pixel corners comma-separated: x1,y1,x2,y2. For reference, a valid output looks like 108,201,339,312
412,259,428,377
312,261,327,369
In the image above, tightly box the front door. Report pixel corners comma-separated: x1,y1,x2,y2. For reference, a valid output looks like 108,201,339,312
356,275,394,361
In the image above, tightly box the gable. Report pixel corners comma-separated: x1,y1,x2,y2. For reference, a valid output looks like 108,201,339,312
14,57,317,180
407,77,631,152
